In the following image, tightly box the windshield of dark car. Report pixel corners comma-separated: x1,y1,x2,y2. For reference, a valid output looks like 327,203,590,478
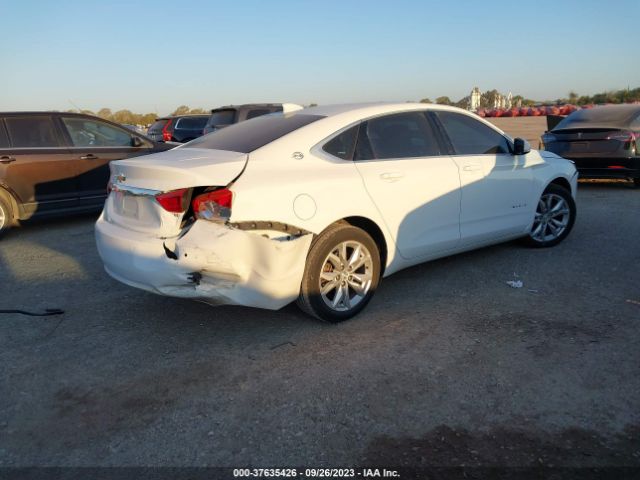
184,113,325,153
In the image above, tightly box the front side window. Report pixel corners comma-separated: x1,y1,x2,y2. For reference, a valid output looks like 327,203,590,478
322,125,359,160
62,117,134,147
360,112,441,160
5,116,60,148
436,111,510,155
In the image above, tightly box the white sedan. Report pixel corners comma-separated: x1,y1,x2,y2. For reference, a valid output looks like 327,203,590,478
96,103,577,322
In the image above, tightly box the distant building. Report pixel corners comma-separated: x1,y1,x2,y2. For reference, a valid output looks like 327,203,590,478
470,87,481,111
468,87,513,110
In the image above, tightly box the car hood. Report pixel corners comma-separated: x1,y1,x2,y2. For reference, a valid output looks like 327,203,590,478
110,148,247,192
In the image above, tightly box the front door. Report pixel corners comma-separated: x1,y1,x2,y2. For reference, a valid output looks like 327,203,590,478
433,111,533,245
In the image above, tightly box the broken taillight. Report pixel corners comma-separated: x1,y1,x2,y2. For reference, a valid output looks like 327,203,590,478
192,188,233,222
155,188,189,213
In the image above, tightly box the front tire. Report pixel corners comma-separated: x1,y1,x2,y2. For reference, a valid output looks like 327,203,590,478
633,177,640,188
297,224,381,322
523,184,576,248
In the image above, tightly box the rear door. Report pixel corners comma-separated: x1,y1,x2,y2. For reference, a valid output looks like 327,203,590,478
0,114,79,216
352,111,461,259
59,116,156,210
432,111,533,245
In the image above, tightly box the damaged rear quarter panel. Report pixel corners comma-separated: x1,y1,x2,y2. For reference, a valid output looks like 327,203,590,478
168,221,313,310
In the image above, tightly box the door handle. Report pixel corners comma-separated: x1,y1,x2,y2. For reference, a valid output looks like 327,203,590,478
462,163,482,172
0,155,16,164
380,172,404,182
80,154,99,160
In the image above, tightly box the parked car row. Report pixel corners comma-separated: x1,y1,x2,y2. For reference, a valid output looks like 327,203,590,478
3,102,638,321
147,103,303,143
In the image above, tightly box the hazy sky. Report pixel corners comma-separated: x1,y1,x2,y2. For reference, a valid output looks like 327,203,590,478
2,0,639,115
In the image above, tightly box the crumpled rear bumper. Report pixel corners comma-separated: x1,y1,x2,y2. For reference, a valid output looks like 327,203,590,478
95,215,313,310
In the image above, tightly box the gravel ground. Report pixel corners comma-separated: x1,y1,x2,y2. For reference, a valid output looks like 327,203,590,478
0,181,639,469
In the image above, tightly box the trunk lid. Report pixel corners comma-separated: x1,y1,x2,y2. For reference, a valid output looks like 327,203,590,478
110,147,247,191
104,148,247,237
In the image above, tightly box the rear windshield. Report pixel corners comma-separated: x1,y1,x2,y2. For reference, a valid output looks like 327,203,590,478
148,119,168,132
555,106,640,130
184,113,325,153
176,117,208,129
206,109,236,127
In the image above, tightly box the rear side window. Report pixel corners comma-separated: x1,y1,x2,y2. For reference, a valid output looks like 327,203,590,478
61,117,133,147
184,113,325,153
0,121,9,148
176,117,208,129
5,116,61,148
436,111,510,155
206,110,236,127
323,125,359,160
245,109,273,120
358,112,441,160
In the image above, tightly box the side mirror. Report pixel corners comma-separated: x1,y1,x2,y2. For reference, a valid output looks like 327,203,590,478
131,136,144,148
513,137,531,155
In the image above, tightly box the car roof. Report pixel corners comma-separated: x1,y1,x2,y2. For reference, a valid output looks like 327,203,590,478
0,111,93,116
285,102,497,135
155,114,211,120
211,103,285,111
300,102,471,118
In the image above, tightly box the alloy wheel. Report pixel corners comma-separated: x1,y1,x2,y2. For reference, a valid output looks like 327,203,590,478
318,240,373,312
531,193,571,242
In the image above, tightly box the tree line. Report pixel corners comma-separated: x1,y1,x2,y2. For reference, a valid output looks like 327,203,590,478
64,87,639,124
419,86,640,109
63,105,208,126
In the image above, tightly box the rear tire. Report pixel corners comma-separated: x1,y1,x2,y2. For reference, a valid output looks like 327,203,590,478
0,197,13,239
522,184,576,248
297,224,381,322
633,178,640,188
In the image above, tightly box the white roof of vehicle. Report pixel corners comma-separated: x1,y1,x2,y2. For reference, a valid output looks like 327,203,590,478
301,102,464,118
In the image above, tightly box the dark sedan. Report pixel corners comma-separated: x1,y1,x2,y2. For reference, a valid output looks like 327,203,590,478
541,104,640,186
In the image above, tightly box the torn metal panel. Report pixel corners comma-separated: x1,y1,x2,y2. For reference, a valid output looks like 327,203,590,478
96,216,313,310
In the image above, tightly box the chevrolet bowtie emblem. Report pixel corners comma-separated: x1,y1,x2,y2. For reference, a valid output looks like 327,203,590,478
115,173,126,183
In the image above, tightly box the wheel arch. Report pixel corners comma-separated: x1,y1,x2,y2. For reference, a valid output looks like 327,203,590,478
337,216,388,275
0,185,20,221
547,176,571,193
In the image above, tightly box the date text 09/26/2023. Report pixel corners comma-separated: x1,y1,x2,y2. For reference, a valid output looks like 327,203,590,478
233,468,400,478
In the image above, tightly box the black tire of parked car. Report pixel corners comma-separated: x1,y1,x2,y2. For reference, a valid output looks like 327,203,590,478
633,177,640,188
297,223,381,323
522,183,576,248
0,195,13,238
